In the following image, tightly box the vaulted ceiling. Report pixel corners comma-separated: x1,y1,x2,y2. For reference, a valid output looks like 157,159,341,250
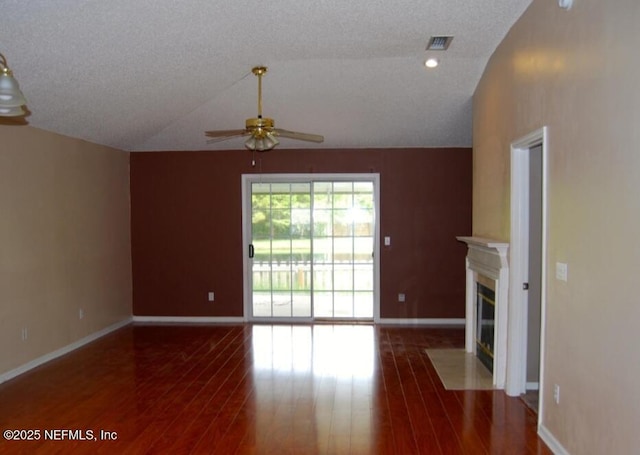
1,0,531,151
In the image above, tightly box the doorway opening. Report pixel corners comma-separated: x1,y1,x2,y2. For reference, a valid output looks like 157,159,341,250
242,174,380,322
508,127,548,424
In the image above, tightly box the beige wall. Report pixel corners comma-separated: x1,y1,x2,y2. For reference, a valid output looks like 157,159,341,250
474,0,640,453
0,125,132,376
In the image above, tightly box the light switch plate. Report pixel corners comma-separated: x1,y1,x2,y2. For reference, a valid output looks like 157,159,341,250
384,236,391,246
556,262,568,282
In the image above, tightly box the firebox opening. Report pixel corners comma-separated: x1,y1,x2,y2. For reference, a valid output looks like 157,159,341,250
476,279,495,373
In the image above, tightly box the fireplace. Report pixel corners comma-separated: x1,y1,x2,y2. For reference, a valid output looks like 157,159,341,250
457,236,509,389
476,280,495,372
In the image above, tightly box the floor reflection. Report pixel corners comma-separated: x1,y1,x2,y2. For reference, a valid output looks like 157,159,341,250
252,324,375,378
250,324,375,453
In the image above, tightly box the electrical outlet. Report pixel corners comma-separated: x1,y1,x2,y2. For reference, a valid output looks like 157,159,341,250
398,293,406,302
553,384,560,404
208,291,215,302
79,308,84,319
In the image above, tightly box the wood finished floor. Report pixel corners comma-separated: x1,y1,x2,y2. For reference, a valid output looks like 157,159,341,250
0,324,551,454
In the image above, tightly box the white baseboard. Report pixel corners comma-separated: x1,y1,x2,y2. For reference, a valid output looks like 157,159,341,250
526,381,540,390
376,318,465,326
132,316,245,324
133,316,463,326
0,317,132,385
538,423,569,455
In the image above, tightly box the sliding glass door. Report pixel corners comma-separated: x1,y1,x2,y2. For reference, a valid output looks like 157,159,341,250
312,181,375,318
251,182,313,318
243,174,379,321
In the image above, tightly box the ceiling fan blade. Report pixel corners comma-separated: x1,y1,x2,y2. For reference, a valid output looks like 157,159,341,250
206,136,245,145
274,128,324,143
204,129,247,139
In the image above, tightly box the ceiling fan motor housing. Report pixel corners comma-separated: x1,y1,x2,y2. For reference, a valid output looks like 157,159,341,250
246,117,274,138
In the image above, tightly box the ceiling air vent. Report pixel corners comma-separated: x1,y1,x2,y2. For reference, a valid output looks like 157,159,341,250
426,36,453,51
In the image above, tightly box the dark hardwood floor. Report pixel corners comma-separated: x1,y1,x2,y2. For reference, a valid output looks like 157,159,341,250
0,324,550,454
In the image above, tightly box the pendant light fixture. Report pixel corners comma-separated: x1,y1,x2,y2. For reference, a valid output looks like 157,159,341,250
0,52,27,117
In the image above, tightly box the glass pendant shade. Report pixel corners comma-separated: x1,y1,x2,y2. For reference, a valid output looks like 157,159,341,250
0,104,26,116
0,53,27,117
0,72,27,107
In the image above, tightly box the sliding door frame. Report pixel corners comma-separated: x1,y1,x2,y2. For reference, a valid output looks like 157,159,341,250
241,173,381,323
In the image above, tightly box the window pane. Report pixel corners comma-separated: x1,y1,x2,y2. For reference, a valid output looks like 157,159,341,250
354,209,374,236
272,296,292,317
353,181,373,194
291,208,311,240
334,292,354,318
354,265,374,290
334,267,353,291
354,237,373,263
354,292,373,318
333,183,353,208
271,209,291,240
333,209,352,236
313,209,332,236
252,183,272,207
313,237,332,263
291,186,311,208
334,237,353,262
292,291,311,317
292,262,311,291
313,266,333,291
252,291,272,317
313,182,332,208
314,292,333,318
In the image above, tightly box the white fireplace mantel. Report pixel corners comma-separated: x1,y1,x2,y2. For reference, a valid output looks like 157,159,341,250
457,236,509,389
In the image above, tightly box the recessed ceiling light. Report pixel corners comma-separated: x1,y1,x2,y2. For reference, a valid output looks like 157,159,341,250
425,58,439,68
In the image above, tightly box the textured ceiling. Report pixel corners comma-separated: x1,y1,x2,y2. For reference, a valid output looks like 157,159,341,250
0,0,531,151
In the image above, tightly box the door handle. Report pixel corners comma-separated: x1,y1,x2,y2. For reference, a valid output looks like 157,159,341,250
249,244,254,258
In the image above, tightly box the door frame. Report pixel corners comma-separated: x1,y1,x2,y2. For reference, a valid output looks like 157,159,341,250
507,127,548,426
241,173,381,323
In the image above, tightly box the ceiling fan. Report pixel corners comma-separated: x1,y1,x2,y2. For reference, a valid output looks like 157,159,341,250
205,66,324,151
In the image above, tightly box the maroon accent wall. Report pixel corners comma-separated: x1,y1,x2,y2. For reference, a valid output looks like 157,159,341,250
130,148,471,318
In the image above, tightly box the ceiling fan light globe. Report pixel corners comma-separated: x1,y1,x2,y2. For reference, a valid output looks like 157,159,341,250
245,136,257,150
264,134,279,149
